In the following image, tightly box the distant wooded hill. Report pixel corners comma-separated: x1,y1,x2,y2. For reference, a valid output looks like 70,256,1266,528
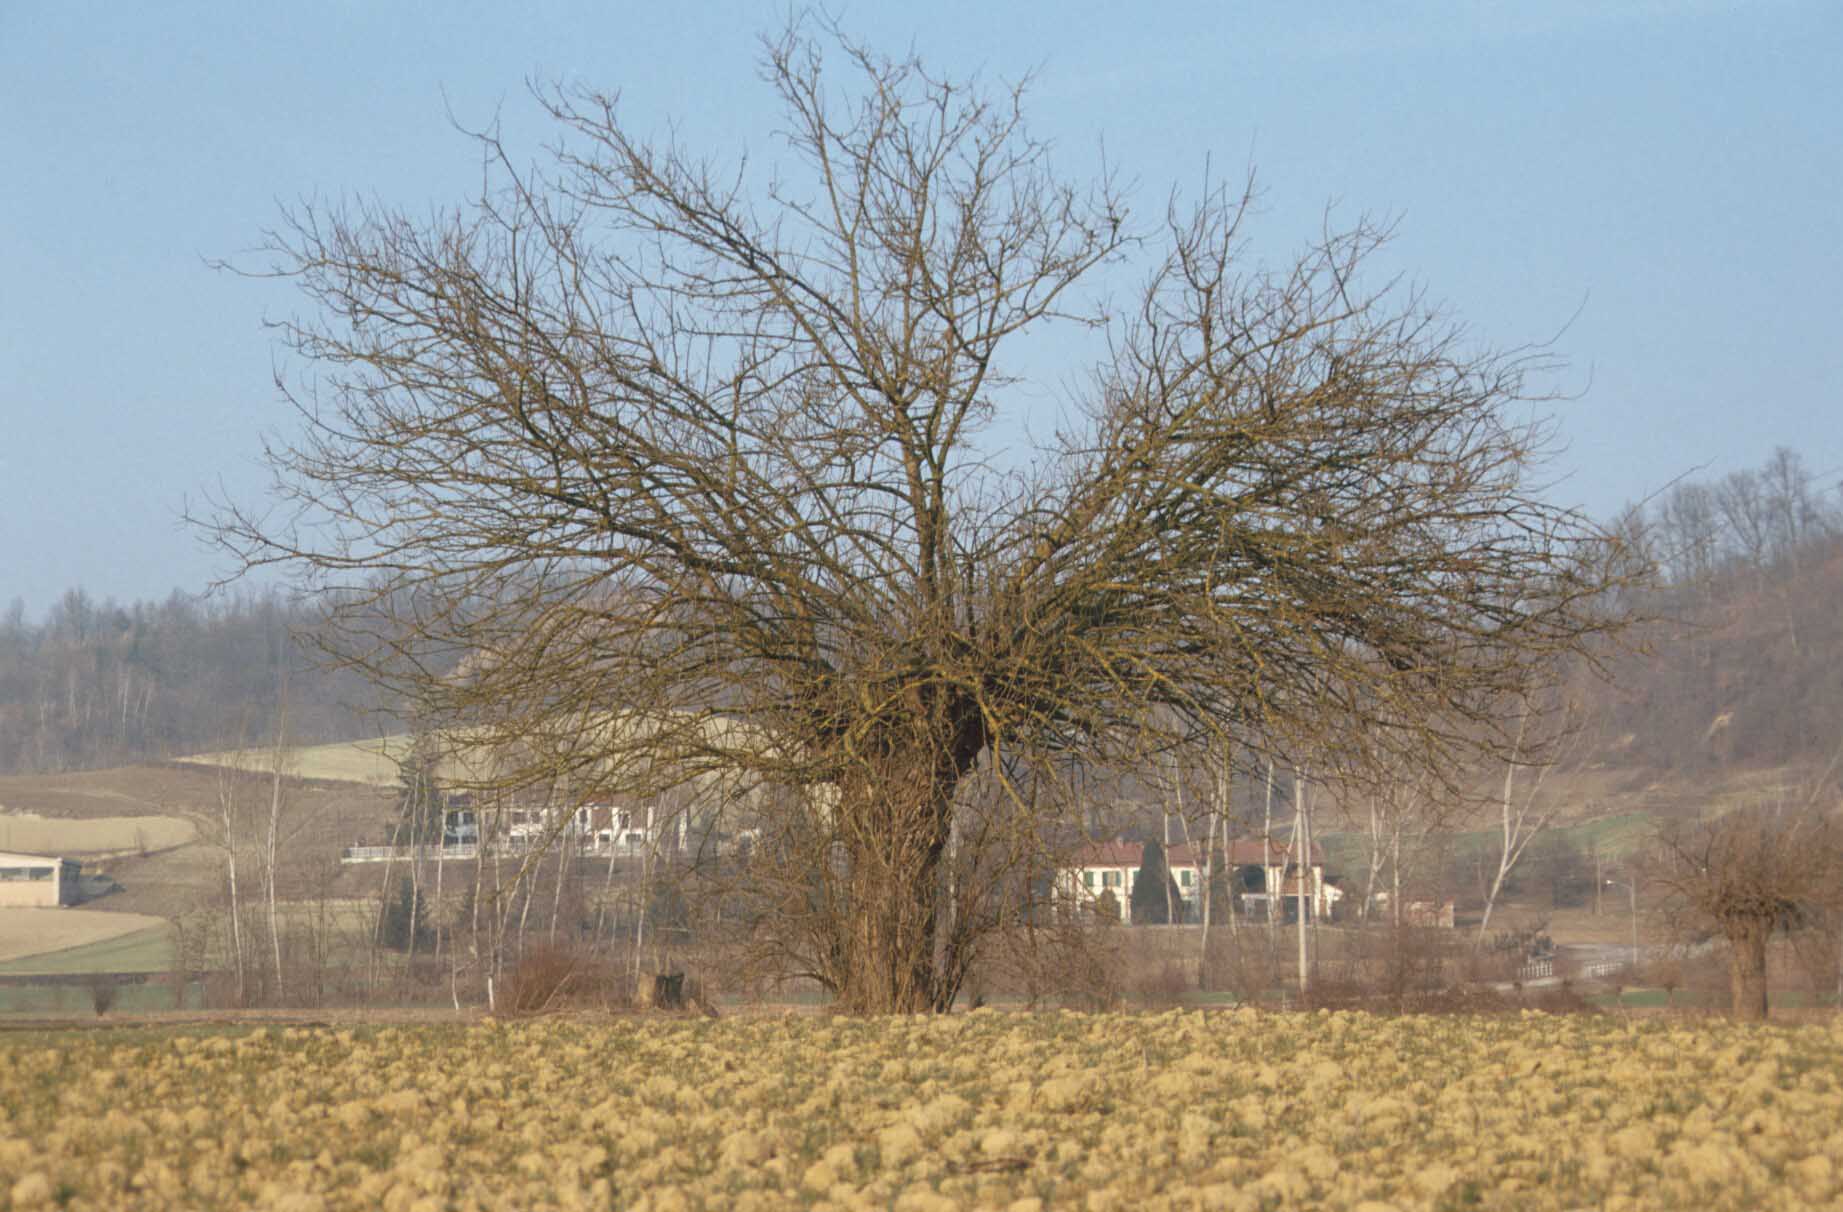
0,587,381,774
1598,447,1843,773
3,450,1837,781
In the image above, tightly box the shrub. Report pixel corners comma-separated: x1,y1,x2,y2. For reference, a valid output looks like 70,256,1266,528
87,978,118,1017
378,877,434,953
1130,960,1190,1009
501,944,631,1016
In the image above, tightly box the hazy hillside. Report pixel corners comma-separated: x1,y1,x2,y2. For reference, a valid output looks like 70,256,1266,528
5,451,1837,797
1596,450,1842,777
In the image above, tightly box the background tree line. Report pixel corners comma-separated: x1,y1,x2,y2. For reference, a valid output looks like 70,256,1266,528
0,586,379,774
7,444,1829,782
1637,446,1840,588
1597,447,1843,770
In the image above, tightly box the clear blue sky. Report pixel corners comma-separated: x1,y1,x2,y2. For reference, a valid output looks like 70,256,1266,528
3,1,1838,617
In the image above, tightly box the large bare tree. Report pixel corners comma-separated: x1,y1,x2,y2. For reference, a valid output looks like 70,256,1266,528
210,21,1624,1012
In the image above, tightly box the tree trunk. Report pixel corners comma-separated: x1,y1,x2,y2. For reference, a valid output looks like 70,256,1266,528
1216,748,1235,939
1729,922,1770,1021
836,811,953,1013
548,830,568,946
825,710,987,1016
632,801,652,987
1162,809,1177,926
1263,761,1275,931
264,676,289,1000
225,839,245,1005
1293,770,1308,1001
1361,796,1385,926
368,833,398,999
1304,779,1319,973
595,831,619,945
217,770,247,1007
405,845,423,996
1475,756,1517,950
1390,824,1402,930
1199,809,1216,972
469,803,490,1005
265,751,286,998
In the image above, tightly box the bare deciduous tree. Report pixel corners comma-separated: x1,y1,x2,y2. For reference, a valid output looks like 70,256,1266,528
207,20,1627,1012
1474,712,1565,950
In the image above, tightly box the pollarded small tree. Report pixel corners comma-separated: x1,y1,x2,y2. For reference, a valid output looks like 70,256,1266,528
1650,805,1843,1020
209,18,1628,1012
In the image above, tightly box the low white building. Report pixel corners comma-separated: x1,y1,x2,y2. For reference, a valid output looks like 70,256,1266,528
0,850,81,908
1058,840,1145,918
1056,837,1337,924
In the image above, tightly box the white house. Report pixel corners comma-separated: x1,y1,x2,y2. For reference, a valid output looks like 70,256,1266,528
0,850,82,908
449,795,686,854
1056,837,1338,924
1214,838,1340,924
1057,840,1145,919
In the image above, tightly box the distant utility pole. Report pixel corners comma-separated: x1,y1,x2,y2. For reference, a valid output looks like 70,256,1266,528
1605,876,1638,970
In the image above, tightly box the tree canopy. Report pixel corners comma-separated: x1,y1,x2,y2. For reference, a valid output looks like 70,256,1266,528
212,20,1625,1011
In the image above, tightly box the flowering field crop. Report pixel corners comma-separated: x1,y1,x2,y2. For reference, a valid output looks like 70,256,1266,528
4,1009,1842,1210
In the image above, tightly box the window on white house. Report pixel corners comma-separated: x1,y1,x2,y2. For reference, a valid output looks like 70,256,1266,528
1179,869,1193,886
1102,870,1121,889
1083,870,1096,889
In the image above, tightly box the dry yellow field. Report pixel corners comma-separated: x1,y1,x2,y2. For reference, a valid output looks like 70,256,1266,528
175,737,412,787
3,1010,1842,1210
177,713,766,790
0,909,169,965
0,813,194,855
178,732,530,787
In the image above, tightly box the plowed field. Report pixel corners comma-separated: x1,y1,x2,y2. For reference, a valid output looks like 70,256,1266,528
3,1010,1842,1210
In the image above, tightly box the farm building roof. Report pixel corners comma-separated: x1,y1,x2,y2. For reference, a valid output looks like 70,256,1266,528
1063,838,1324,870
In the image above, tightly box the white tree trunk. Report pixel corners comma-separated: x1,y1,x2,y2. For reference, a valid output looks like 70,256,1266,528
1199,808,1216,960
1293,769,1308,999
1217,749,1236,939
1361,795,1386,926
1475,716,1558,951
1391,820,1403,930
264,701,289,997
217,770,246,1006
1305,781,1319,963
595,830,620,944
1263,760,1276,932
265,765,284,996
633,801,655,985
548,824,569,946
1162,806,1177,925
